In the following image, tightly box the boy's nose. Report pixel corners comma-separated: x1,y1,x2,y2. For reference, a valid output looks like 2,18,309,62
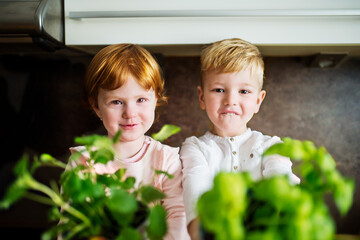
224,92,237,106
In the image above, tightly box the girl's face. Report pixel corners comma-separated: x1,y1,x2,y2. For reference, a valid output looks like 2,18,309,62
93,76,157,143
198,69,266,137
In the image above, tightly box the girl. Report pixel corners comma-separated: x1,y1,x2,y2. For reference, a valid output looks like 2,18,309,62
70,43,189,240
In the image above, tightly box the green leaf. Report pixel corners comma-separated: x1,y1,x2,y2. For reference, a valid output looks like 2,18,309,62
333,177,355,215
114,168,127,180
106,188,138,227
61,171,105,203
252,176,292,209
0,156,35,209
198,189,221,232
306,202,335,240
108,188,138,215
41,219,71,240
39,153,67,169
0,178,27,209
13,155,30,176
91,148,114,164
75,134,98,146
139,186,166,204
146,205,167,240
41,227,57,240
75,134,116,158
92,137,115,152
246,229,277,240
213,172,249,214
264,138,316,162
113,130,122,143
117,227,142,240
314,147,336,172
122,177,136,189
151,124,181,142
48,206,62,221
154,169,174,179
40,153,57,163
75,134,107,146
31,156,42,173
197,172,248,239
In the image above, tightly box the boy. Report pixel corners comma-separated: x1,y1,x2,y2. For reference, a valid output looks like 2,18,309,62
180,38,300,239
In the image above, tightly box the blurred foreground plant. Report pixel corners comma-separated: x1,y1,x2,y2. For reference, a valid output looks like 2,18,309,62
197,138,354,240
0,124,181,240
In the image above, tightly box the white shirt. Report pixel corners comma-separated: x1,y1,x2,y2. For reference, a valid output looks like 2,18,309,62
180,128,300,225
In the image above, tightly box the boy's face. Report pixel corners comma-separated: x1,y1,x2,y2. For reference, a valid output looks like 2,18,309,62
92,76,157,143
198,69,266,137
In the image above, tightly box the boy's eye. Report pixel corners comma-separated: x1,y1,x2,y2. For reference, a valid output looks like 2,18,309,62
240,90,249,94
213,89,225,93
111,100,122,105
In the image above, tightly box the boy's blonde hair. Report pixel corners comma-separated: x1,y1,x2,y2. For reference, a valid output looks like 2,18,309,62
84,43,167,108
200,38,264,88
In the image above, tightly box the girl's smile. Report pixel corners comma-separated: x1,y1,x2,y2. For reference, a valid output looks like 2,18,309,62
92,75,157,144
120,123,139,130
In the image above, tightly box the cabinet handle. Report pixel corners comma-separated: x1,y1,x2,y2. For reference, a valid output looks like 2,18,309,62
69,9,360,19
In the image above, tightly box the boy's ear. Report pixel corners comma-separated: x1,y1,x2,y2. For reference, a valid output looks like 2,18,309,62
197,86,206,110
255,90,266,113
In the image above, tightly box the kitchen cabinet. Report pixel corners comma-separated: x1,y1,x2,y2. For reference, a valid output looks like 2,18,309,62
64,0,360,56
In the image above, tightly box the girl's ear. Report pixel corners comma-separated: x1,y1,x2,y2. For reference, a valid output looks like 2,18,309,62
255,90,266,113
197,86,206,110
90,100,102,119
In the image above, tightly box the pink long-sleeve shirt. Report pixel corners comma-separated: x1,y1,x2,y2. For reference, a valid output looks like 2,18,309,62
70,136,190,240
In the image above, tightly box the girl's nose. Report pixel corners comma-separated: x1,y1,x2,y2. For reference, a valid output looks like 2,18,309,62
122,105,137,118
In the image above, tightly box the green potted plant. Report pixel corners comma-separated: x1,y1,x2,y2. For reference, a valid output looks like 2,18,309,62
197,137,355,240
0,124,181,240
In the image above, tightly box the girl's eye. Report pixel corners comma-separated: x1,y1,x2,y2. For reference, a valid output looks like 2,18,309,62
111,100,122,105
240,90,249,94
137,98,147,103
213,89,225,93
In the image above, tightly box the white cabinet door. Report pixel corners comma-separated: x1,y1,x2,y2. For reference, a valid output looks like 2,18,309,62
65,0,360,55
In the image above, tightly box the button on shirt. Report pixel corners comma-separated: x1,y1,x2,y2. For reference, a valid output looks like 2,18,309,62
180,128,300,225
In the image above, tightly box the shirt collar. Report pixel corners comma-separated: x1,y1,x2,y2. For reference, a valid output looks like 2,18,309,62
204,128,253,145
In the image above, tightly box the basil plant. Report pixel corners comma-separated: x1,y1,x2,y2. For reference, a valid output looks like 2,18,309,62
0,124,181,240
198,138,354,240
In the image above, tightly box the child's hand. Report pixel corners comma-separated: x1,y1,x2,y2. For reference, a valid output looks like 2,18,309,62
188,218,201,240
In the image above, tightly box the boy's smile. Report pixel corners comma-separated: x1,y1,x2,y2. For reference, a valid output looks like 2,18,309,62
220,109,240,116
198,69,266,137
